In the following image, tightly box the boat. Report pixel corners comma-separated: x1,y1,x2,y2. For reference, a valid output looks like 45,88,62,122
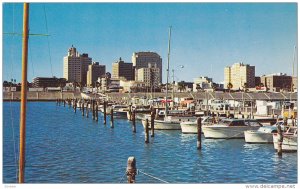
244,126,278,143
244,120,291,143
112,104,129,117
202,119,263,139
180,116,219,134
142,115,197,130
273,127,297,152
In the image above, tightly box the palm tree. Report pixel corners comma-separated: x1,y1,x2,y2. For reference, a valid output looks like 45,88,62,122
227,82,233,93
178,81,186,92
196,84,201,92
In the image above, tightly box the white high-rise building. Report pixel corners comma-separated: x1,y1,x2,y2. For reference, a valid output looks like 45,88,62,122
137,63,160,88
63,45,92,85
224,62,255,90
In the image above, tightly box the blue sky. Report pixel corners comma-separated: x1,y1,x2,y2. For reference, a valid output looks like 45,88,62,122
2,3,297,83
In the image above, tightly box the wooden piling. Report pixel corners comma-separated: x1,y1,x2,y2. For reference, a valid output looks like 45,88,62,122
129,104,132,121
277,124,283,156
74,99,77,113
126,157,137,183
95,101,98,122
150,110,155,137
63,99,66,107
132,110,136,133
82,101,85,116
103,101,107,124
197,117,202,150
110,107,114,128
86,102,89,118
145,119,149,143
92,100,95,120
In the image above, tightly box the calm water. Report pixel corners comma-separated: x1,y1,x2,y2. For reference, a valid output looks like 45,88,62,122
3,102,298,183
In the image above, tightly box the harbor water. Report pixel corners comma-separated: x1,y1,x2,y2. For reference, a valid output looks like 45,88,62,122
3,102,297,183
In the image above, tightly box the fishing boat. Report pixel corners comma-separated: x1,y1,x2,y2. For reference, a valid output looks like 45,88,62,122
180,116,219,134
202,119,263,139
273,127,297,152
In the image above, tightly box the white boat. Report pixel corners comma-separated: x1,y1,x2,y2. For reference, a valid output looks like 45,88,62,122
273,127,297,152
180,116,218,134
244,126,278,143
142,116,197,130
202,119,263,139
112,105,129,117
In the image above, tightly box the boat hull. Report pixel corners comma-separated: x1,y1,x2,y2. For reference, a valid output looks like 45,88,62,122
203,126,259,139
180,122,197,134
142,119,181,130
273,134,297,152
244,131,274,143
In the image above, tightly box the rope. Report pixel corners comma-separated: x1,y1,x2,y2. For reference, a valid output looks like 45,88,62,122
138,169,169,183
43,5,53,77
8,4,18,183
118,171,127,183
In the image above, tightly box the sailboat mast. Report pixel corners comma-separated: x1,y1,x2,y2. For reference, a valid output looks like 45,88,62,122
165,26,171,118
19,2,29,183
291,46,296,92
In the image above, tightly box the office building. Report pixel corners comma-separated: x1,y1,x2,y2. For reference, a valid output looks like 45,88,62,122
261,73,293,92
224,62,255,90
63,45,92,85
112,58,134,81
87,62,106,87
132,52,162,83
33,77,66,88
137,63,160,88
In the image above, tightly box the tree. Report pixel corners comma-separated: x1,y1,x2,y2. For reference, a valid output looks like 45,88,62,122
178,81,186,92
196,84,201,92
227,82,233,93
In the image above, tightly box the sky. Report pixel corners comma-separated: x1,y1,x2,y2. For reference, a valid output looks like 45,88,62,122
2,2,298,84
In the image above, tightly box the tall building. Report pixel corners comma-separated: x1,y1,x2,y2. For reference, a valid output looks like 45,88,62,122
80,53,92,85
261,73,293,92
112,58,134,81
137,63,160,88
63,45,92,85
87,62,106,87
224,62,255,90
132,52,162,83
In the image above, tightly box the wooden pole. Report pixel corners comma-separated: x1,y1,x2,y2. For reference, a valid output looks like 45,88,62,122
126,157,137,183
197,117,202,150
129,104,132,121
96,101,98,122
277,124,283,156
92,100,95,120
103,101,107,124
145,119,149,143
86,102,89,118
82,101,84,116
132,110,136,133
19,2,29,183
110,107,114,128
151,110,155,137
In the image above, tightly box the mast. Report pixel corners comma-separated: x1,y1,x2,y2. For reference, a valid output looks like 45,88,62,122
19,3,29,183
165,26,171,118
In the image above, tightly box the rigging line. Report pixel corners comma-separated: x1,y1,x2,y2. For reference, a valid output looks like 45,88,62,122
28,37,35,78
118,171,127,183
43,5,53,77
8,3,18,183
138,169,169,183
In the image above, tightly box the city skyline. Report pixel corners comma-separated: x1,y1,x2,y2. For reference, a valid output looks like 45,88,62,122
2,3,297,84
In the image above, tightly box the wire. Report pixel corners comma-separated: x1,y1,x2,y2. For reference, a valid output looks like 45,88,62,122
138,169,169,183
43,5,53,77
